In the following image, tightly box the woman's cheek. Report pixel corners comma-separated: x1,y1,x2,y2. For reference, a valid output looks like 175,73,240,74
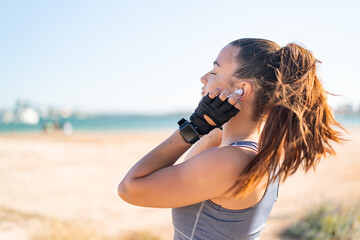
207,79,220,92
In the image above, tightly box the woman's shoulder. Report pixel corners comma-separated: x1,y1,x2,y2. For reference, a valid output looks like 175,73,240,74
195,144,255,171
182,145,258,201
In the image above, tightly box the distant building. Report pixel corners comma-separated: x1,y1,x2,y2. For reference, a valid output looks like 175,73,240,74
1,99,40,125
2,111,15,124
18,108,40,125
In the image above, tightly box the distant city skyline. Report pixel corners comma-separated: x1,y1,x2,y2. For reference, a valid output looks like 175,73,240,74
1,97,359,116
1,0,359,114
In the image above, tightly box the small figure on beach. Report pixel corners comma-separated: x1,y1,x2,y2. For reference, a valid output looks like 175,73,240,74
118,38,345,239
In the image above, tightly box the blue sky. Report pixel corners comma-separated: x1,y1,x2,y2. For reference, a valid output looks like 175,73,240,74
1,0,359,114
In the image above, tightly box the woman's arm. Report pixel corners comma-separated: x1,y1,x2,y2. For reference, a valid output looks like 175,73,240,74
118,87,243,207
118,127,221,192
118,129,202,194
118,137,248,208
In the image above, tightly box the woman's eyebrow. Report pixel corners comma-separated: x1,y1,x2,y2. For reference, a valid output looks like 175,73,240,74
213,61,221,67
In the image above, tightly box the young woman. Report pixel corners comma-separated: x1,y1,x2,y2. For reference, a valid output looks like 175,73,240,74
118,38,344,239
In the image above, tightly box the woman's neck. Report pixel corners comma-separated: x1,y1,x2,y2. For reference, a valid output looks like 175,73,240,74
221,114,261,146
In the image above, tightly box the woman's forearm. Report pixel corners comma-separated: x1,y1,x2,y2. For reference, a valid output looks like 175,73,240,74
121,129,202,182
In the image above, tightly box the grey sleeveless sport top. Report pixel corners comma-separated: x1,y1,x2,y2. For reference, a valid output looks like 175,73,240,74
172,141,280,240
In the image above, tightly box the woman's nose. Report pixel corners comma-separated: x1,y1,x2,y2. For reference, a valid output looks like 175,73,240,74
200,73,208,85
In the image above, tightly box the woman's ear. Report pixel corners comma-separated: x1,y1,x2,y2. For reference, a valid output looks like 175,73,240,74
234,81,252,100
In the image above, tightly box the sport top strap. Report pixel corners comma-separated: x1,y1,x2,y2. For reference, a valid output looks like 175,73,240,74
229,140,258,152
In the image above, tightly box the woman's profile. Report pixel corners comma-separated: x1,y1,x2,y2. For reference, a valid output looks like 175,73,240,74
118,38,345,239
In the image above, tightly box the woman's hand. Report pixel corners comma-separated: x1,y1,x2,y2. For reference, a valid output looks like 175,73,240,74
190,87,242,135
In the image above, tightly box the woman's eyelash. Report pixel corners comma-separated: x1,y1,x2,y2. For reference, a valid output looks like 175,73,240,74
210,72,216,75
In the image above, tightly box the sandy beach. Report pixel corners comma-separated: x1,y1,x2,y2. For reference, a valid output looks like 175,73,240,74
0,127,359,239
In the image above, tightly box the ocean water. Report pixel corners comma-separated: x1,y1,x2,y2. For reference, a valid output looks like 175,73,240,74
0,113,358,133
0,114,189,133
333,114,360,127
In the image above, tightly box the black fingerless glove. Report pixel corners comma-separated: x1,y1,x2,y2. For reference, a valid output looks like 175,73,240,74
190,93,240,135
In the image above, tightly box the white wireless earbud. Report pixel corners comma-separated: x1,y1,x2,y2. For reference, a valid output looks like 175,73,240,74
234,88,244,96
227,88,245,98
